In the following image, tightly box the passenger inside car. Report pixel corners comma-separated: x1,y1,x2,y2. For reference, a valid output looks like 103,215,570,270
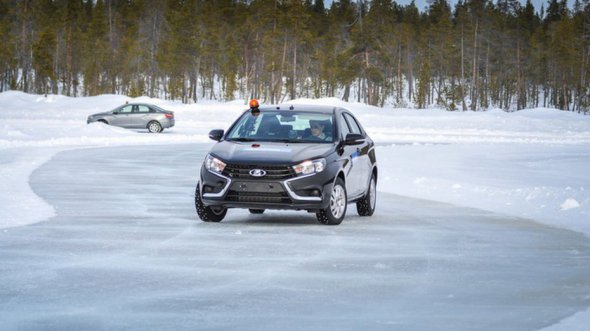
308,120,331,141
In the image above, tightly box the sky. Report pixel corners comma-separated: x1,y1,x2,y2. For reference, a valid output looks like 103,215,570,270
325,0,552,14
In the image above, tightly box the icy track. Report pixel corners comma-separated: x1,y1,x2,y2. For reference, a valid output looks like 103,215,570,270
0,144,589,330
1,91,590,329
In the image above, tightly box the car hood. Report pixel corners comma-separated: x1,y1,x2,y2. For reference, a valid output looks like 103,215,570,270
89,111,112,117
210,141,334,165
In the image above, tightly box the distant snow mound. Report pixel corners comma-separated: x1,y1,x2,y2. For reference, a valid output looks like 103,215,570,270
560,198,581,211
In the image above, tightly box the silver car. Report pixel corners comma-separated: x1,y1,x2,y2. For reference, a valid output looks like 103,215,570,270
87,103,175,133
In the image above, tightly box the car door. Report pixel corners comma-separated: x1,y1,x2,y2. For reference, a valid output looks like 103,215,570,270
110,105,133,127
338,113,362,198
342,112,371,198
127,105,151,128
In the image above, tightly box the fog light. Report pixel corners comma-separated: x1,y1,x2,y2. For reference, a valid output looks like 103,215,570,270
311,189,321,197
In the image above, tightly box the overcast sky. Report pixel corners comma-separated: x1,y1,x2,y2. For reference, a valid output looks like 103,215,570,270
324,0,549,15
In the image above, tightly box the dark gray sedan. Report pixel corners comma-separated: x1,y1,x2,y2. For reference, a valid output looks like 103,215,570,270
87,103,175,133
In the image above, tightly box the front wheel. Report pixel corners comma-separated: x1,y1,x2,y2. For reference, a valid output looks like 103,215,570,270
356,174,376,216
316,178,347,225
195,185,227,222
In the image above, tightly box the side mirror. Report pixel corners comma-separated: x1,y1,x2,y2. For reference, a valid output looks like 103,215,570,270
112,111,119,115
208,129,224,141
344,133,365,145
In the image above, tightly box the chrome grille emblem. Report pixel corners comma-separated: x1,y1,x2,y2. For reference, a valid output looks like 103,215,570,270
249,169,267,177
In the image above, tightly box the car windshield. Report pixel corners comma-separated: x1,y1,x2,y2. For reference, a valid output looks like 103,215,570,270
226,110,335,143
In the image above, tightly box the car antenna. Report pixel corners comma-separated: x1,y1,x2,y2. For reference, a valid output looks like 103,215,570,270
289,105,294,110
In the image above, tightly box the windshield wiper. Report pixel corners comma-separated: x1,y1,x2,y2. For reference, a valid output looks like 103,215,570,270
228,137,256,142
275,139,305,143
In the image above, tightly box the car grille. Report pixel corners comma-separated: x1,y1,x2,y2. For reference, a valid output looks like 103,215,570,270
223,164,296,180
226,191,292,204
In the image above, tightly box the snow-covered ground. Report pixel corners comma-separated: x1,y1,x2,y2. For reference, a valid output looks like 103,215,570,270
1,91,590,329
1,91,588,236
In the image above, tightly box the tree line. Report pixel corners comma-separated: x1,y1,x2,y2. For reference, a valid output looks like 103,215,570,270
0,0,589,112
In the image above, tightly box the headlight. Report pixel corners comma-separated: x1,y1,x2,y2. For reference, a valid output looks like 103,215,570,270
205,154,226,173
293,158,326,175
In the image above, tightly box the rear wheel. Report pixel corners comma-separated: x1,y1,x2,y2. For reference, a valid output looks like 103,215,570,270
316,178,347,225
249,209,265,214
356,174,376,216
195,185,227,222
147,121,162,133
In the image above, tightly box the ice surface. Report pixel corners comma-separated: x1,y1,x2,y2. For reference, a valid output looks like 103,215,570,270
0,144,588,330
1,91,590,329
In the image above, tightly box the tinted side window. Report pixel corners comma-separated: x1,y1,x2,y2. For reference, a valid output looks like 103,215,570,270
343,113,362,135
120,105,133,113
137,105,150,113
340,114,351,139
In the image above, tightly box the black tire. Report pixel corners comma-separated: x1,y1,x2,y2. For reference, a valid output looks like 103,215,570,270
249,209,265,214
195,185,227,222
98,120,108,125
357,173,377,216
316,178,347,225
147,121,162,133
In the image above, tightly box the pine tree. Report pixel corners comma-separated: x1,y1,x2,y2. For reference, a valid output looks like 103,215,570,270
0,0,15,92
83,0,109,96
33,26,57,95
327,0,358,102
0,0,588,112
63,0,86,96
427,0,454,108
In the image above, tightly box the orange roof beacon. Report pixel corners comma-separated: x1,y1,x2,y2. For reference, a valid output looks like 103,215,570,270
249,99,259,109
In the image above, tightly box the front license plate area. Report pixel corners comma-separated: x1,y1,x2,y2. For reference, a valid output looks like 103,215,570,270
231,181,284,193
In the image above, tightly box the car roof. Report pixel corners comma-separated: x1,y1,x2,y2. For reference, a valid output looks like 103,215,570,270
124,103,154,106
122,103,167,109
257,104,342,114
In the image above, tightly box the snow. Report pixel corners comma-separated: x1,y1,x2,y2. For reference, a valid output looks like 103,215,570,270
1,91,589,235
561,198,581,211
1,91,590,328
541,307,590,331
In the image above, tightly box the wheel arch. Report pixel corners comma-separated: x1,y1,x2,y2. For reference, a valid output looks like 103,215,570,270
147,119,162,127
336,170,346,184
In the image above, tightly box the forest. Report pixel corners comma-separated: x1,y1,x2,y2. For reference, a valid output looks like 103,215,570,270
0,0,589,112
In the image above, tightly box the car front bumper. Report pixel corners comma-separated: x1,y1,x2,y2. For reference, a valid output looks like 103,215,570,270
199,166,335,211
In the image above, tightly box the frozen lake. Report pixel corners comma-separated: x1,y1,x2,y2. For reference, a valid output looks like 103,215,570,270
1,144,589,330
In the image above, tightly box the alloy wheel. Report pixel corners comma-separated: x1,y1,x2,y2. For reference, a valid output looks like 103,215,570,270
330,184,346,219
